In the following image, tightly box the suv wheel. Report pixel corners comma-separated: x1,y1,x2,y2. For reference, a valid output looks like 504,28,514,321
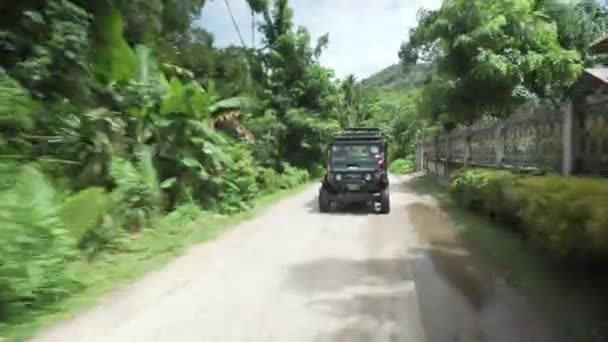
380,189,390,214
319,188,331,213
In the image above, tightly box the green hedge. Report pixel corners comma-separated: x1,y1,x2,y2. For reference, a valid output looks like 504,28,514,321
389,158,414,174
450,169,608,262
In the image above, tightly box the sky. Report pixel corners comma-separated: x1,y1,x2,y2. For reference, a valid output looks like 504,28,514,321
198,0,442,79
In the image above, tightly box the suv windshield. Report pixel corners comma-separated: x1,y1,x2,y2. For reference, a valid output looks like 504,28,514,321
330,143,382,166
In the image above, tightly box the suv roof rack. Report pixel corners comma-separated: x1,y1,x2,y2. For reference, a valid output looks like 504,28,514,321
332,127,386,143
345,127,381,132
334,127,383,138
333,135,383,142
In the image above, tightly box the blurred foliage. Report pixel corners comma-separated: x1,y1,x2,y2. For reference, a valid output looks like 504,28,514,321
0,68,38,131
0,0,331,322
0,165,80,317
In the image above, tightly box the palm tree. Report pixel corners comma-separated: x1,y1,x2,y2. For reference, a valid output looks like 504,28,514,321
342,74,361,126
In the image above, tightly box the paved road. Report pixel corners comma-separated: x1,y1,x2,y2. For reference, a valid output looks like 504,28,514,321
33,175,558,342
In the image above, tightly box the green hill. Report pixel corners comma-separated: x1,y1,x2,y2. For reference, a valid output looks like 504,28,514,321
362,63,431,90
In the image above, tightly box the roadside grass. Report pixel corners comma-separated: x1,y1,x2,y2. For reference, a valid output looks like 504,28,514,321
407,175,608,342
2,182,315,342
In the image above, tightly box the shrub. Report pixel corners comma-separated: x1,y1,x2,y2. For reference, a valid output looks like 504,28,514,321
257,164,311,193
214,144,260,213
450,169,608,262
389,158,414,174
59,187,128,256
450,168,520,221
110,148,161,230
257,167,281,192
162,203,204,227
514,175,608,261
0,165,80,317
277,162,309,189
310,164,325,179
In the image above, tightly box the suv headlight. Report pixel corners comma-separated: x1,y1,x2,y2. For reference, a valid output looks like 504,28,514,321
335,173,342,181
364,173,372,181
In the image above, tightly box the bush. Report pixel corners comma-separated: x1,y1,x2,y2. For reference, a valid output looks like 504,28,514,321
0,165,80,317
450,169,608,262
514,176,608,261
256,167,281,192
257,163,311,193
214,144,260,213
277,162,309,189
110,148,161,230
450,168,520,222
389,158,414,174
162,203,204,227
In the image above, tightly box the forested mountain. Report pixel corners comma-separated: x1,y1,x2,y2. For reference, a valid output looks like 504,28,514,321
362,63,431,90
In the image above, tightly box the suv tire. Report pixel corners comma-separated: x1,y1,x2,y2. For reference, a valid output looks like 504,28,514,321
319,188,331,213
380,189,390,214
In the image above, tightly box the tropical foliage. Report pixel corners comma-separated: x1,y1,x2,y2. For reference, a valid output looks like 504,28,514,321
2,0,608,330
0,0,345,323
399,0,608,128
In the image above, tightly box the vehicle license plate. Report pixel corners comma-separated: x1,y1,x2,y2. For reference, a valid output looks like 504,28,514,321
346,183,360,191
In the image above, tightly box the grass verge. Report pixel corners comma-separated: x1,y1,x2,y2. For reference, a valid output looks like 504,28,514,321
407,175,608,342
3,181,315,341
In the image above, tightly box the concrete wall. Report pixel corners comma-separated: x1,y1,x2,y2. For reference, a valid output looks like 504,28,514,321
416,101,592,179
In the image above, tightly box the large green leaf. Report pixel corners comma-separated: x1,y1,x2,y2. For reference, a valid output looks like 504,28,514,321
160,78,212,119
59,187,110,240
160,177,177,189
0,68,38,130
181,157,203,170
160,77,186,115
184,81,212,119
91,9,137,83
209,96,255,114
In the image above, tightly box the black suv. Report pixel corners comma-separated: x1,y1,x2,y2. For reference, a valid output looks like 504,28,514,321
318,128,390,214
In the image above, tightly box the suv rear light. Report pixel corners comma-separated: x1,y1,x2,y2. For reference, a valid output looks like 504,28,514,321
373,171,382,181
377,159,385,171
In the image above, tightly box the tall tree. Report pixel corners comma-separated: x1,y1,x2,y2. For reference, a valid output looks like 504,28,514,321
341,74,362,127
540,0,608,66
401,0,584,127
252,0,341,168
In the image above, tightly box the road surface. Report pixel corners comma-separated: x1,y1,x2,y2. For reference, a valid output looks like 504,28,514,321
33,175,559,342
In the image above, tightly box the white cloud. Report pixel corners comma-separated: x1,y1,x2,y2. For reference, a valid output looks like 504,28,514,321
198,0,442,78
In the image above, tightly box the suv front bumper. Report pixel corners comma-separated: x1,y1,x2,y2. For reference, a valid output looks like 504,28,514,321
322,180,388,204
